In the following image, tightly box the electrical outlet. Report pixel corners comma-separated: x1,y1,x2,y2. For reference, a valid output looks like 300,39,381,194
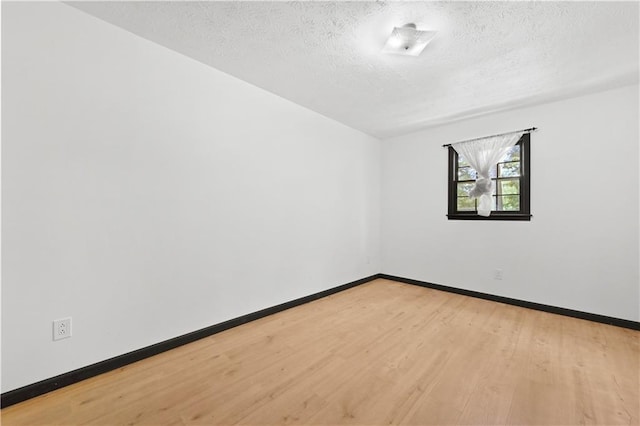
53,317,72,341
493,269,504,280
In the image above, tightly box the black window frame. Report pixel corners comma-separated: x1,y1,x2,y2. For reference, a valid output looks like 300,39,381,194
447,133,531,221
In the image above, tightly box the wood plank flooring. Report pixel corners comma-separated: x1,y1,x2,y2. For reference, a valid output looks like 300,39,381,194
2,279,638,425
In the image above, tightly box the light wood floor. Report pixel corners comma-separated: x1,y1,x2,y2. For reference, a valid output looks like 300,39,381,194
2,279,638,425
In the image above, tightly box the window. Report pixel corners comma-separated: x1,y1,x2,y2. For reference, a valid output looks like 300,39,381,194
448,133,530,221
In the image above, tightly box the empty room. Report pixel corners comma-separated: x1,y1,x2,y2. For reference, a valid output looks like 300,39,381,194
1,1,638,425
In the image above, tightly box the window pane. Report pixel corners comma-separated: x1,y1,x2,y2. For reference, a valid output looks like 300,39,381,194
496,195,520,211
502,145,521,162
457,197,475,211
458,154,470,167
497,179,519,195
457,182,474,197
458,166,476,181
499,161,520,177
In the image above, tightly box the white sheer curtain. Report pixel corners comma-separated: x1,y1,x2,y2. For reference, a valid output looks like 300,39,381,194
452,131,525,217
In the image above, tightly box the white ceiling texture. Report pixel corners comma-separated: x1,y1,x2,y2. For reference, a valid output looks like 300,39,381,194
69,1,639,139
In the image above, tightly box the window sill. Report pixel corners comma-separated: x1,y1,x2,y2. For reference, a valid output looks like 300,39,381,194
447,213,532,221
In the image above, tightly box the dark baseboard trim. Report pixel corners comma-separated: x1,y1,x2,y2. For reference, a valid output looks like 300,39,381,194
0,274,381,408
4,272,637,408
379,274,640,331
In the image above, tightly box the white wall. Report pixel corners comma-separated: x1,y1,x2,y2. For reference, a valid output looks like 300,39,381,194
382,84,639,322
1,2,381,392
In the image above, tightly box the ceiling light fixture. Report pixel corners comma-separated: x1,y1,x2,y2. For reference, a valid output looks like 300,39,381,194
382,23,437,57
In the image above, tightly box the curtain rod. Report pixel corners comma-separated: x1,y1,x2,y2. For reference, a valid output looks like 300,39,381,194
441,127,538,148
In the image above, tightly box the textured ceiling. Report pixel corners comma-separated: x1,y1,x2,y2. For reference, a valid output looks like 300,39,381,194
69,1,639,139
